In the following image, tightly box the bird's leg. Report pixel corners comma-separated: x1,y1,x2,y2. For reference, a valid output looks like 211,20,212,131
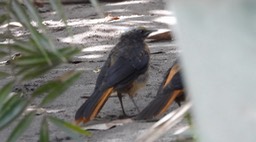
117,92,128,116
177,101,181,107
129,95,140,113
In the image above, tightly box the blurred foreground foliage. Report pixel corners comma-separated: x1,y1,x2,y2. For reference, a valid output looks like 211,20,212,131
0,0,90,141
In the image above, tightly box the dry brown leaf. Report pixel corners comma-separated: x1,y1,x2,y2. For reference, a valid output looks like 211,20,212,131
147,30,173,42
105,14,120,22
33,0,45,7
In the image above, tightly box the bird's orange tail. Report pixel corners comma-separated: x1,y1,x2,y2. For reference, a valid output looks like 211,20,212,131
75,87,113,124
156,90,183,116
163,63,179,87
135,63,184,120
135,88,183,120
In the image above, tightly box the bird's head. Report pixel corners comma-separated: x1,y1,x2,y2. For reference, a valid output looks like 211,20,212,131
121,27,156,41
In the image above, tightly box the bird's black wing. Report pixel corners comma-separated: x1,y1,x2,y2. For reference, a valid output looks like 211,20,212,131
102,48,149,90
94,56,111,91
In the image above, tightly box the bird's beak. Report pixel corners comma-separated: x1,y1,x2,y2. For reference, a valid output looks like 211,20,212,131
148,29,157,34
146,29,157,37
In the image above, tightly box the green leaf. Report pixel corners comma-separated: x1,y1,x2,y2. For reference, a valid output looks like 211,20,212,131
35,0,69,62
14,46,77,66
0,71,9,79
49,0,67,25
48,0,74,38
40,117,49,142
31,81,59,98
11,0,69,65
22,65,54,80
48,116,91,139
0,51,8,57
23,1,64,63
23,65,57,80
15,47,80,80
23,0,44,29
0,81,14,109
59,47,80,58
10,0,32,30
16,66,37,77
14,55,47,66
0,14,8,25
89,0,104,17
0,95,28,130
10,0,52,65
0,2,7,7
40,72,81,106
0,44,8,49
10,40,37,54
6,111,35,142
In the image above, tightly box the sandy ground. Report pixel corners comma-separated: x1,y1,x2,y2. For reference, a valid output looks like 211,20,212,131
0,0,188,141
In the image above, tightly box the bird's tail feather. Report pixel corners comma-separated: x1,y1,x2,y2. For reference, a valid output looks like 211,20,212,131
136,62,183,120
135,89,183,120
75,87,113,124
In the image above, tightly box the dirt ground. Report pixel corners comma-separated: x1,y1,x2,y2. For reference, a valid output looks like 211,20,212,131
0,0,188,141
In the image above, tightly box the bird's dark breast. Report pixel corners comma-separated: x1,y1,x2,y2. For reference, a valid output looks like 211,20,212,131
113,44,149,93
